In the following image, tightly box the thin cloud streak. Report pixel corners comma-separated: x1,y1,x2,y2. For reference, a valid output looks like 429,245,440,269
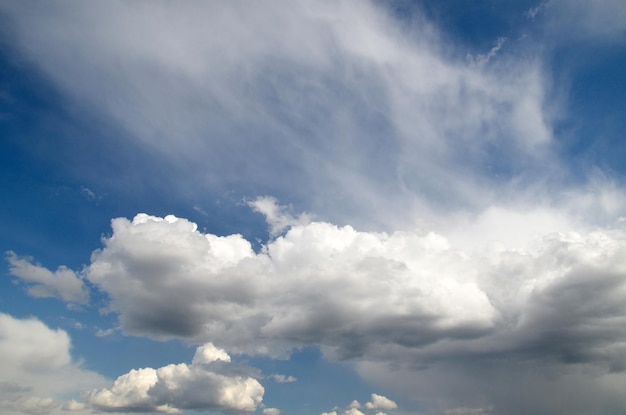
0,0,571,230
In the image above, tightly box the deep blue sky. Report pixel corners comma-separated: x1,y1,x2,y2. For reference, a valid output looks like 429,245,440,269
1,1,626,415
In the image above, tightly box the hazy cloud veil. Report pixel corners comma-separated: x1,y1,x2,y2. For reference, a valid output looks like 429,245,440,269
2,0,626,414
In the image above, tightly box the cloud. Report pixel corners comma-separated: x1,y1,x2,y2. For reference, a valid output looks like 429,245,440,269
6,252,89,304
0,313,71,373
347,401,361,409
248,196,311,236
268,374,297,384
364,394,397,411
31,207,616,374
0,313,107,415
14,200,622,412
83,212,498,357
0,0,561,230
88,343,263,413
343,409,366,415
62,206,626,414
2,1,626,413
262,408,281,415
547,0,626,40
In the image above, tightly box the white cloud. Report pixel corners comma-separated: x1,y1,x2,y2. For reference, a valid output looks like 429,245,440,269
0,314,107,415
0,314,71,373
6,252,88,304
61,400,86,412
0,0,560,230
347,400,361,409
269,374,297,383
15,204,611,412
248,196,311,236
13,207,608,374
364,394,397,411
192,343,231,365
88,343,263,413
84,213,498,357
263,408,281,415
2,1,626,413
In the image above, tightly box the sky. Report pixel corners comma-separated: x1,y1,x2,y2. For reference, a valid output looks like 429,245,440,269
1,1,626,414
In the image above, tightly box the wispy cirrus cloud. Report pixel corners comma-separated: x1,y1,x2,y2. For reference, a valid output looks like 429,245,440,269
0,0,565,230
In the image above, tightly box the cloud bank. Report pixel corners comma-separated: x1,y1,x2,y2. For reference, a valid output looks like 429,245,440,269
10,198,620,415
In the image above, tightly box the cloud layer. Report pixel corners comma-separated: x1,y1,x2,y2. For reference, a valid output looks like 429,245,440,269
0,0,564,229
73,205,626,377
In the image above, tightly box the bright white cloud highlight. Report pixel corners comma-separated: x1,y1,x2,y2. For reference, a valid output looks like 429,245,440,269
56,207,626,374
248,196,311,236
89,343,263,413
364,394,397,411
85,213,497,357
21,202,616,415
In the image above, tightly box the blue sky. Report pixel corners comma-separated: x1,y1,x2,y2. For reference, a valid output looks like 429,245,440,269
1,1,626,414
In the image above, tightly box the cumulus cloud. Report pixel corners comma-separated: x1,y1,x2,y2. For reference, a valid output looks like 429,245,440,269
347,401,361,409
364,394,397,411
84,213,498,357
0,314,107,415
23,208,612,375
16,201,622,412
6,252,89,304
88,343,263,413
262,408,281,415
